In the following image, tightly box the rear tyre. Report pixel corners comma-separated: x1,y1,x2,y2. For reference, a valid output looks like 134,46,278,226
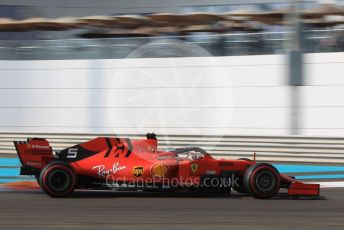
39,161,76,198
243,163,280,199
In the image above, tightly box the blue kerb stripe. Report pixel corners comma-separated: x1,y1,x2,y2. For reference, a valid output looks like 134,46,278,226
296,174,344,179
0,178,35,183
0,168,20,176
1,158,344,173
2,157,344,180
0,158,20,167
273,164,344,173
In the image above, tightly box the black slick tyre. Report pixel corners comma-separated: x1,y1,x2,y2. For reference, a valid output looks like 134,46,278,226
243,163,281,199
39,161,76,198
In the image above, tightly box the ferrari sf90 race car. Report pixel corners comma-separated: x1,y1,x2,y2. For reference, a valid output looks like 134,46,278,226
14,133,320,198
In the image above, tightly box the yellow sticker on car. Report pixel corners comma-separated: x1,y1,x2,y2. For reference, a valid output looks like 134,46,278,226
132,166,144,177
190,163,198,173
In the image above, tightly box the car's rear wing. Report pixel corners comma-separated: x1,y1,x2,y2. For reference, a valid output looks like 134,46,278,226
14,138,54,171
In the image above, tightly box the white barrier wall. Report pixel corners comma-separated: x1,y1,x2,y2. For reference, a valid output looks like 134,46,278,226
302,53,344,136
0,53,343,136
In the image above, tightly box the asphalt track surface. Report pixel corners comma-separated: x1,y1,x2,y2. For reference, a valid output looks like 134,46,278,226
0,188,343,230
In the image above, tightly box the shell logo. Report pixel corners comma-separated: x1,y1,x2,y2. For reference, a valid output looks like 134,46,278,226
151,163,169,177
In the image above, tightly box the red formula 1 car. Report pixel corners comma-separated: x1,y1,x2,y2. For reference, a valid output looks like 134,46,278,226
14,133,319,198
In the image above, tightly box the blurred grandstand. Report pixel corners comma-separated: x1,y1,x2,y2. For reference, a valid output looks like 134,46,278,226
0,1,343,59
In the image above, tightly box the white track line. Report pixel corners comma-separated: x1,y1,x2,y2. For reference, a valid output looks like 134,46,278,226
307,181,344,188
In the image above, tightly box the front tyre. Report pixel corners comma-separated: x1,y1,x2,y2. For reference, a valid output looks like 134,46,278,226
39,161,76,198
243,163,280,199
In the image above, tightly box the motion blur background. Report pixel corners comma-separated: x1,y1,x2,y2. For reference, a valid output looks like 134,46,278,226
2,3,344,229
0,0,344,137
